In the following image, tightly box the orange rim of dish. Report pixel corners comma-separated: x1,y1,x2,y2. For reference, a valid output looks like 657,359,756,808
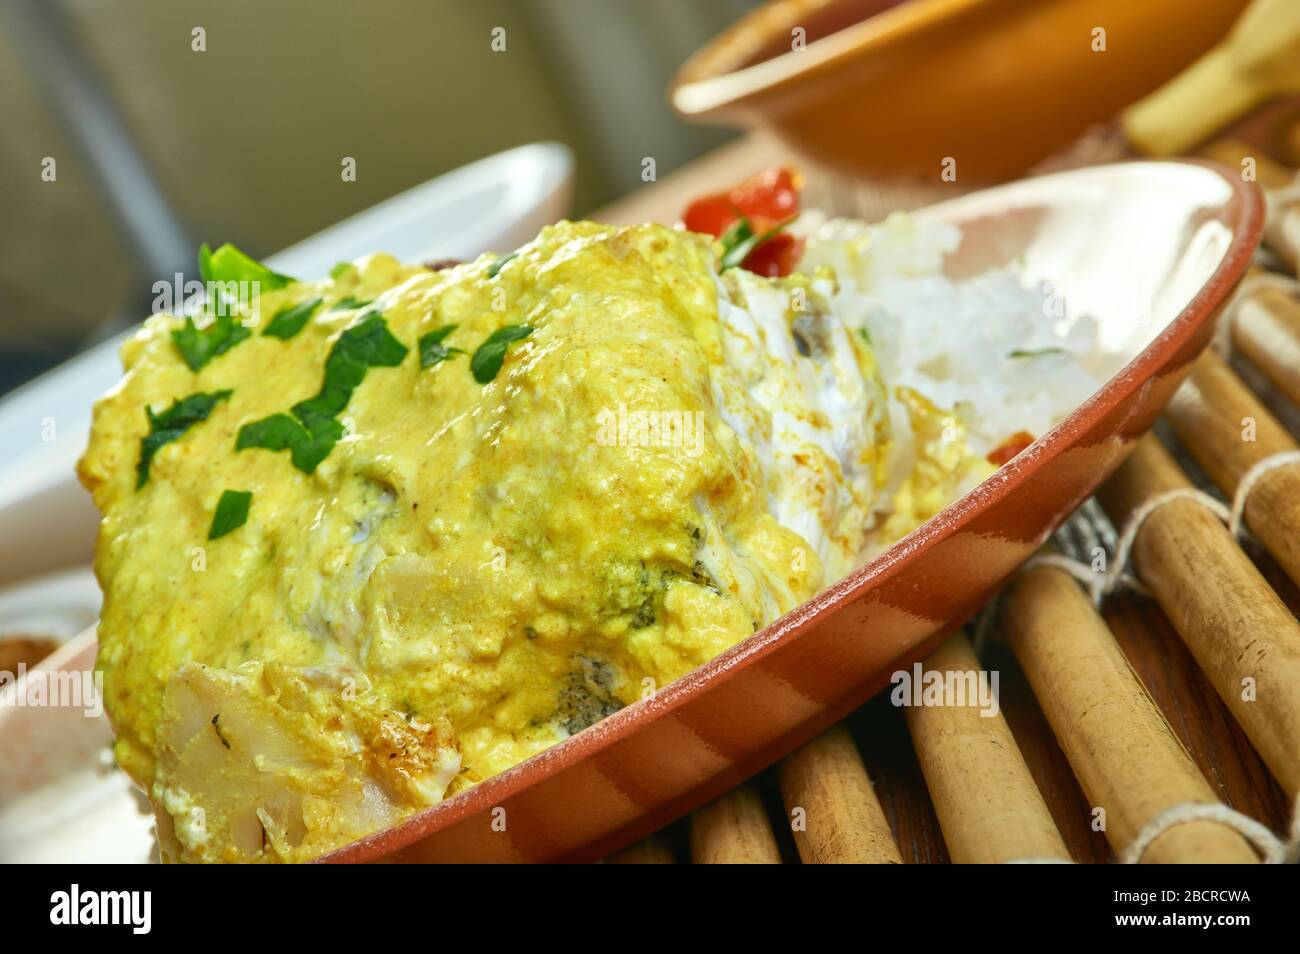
671,0,1002,117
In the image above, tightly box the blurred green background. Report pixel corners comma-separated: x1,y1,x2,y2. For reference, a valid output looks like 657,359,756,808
0,0,752,392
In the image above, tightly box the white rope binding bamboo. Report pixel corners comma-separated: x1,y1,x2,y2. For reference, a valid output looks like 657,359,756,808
1003,467,1300,864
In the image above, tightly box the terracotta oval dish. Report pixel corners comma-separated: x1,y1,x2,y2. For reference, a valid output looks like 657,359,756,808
310,160,1261,862
670,0,1251,181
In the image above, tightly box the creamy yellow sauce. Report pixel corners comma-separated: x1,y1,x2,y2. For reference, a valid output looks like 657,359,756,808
82,222,900,861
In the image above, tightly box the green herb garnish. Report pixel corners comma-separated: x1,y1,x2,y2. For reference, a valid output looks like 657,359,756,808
263,298,323,340
197,242,294,319
418,325,463,369
470,325,533,384
208,489,252,540
198,242,294,289
136,390,232,488
330,295,373,312
329,262,355,280
237,413,343,473
171,314,251,371
310,313,409,406
719,215,791,271
718,217,753,262
858,327,873,346
1008,347,1066,359
237,312,407,473
487,252,518,278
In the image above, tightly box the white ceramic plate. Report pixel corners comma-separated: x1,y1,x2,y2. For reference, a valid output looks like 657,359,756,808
0,566,100,644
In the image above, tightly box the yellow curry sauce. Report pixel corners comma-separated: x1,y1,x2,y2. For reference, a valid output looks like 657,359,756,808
80,221,904,861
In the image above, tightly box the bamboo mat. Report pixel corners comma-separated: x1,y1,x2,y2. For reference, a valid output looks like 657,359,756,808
596,121,1300,865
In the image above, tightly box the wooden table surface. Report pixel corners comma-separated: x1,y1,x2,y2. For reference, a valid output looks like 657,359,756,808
595,130,1295,863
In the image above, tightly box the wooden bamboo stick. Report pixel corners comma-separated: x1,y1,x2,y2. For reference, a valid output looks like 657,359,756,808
1201,140,1294,189
1201,140,1299,272
605,832,677,864
776,725,902,864
689,784,782,864
1165,350,1300,588
1269,203,1300,275
1096,433,1300,796
1000,562,1261,863
904,634,1071,863
1229,270,1300,407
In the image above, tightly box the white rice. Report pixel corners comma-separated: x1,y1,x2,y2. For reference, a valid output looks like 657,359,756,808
794,210,1102,500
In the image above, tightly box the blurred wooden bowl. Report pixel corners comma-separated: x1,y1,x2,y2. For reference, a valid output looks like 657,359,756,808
670,0,1250,182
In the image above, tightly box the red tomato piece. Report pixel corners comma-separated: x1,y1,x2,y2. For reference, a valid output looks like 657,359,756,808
739,232,805,278
987,430,1035,466
681,194,739,238
682,166,803,239
724,166,802,225
682,166,805,277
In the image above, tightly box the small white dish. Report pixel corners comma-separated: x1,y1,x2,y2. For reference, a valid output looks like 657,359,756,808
0,566,100,643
